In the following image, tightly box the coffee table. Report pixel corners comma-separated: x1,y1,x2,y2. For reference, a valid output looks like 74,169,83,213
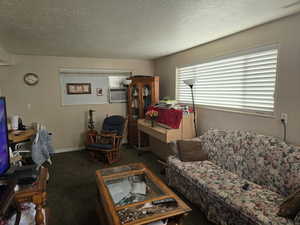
95,163,191,225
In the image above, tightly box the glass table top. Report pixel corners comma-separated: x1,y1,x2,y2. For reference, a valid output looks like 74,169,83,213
104,173,164,207
100,164,142,177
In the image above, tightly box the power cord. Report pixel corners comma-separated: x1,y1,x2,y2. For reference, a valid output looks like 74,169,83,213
280,118,287,142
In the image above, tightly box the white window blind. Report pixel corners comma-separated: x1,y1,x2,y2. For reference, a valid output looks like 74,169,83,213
176,47,278,115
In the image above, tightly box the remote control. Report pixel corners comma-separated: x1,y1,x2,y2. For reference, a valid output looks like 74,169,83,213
152,198,177,205
242,183,250,190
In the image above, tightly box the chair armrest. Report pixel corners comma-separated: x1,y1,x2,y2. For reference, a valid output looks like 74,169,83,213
113,136,123,148
157,160,168,167
99,133,117,147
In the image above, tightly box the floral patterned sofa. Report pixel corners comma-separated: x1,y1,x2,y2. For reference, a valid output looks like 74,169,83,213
167,129,300,225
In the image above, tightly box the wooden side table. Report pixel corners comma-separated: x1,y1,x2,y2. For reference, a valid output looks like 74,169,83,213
15,167,48,225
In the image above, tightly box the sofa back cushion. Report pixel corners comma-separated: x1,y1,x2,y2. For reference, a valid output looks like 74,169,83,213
200,129,300,196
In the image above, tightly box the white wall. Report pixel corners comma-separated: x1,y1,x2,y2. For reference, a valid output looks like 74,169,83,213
0,45,13,65
60,75,109,105
155,13,300,145
0,46,12,95
1,55,154,151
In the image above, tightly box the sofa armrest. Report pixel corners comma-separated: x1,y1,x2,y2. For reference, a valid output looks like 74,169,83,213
294,211,300,225
168,141,178,157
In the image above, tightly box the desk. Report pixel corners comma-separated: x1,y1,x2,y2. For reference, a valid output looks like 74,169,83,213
137,114,195,160
9,129,35,143
15,167,48,225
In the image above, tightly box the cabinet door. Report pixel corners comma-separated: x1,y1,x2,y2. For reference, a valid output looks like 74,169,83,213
129,84,140,120
141,83,152,116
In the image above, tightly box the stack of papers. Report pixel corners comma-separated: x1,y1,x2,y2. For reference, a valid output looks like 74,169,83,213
107,177,147,205
107,178,132,203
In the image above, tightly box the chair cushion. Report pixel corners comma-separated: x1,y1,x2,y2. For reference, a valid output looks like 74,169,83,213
87,143,113,150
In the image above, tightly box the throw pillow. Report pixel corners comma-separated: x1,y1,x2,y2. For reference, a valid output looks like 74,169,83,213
278,188,300,218
177,140,208,162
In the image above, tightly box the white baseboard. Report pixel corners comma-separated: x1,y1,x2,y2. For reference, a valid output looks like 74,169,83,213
54,147,84,154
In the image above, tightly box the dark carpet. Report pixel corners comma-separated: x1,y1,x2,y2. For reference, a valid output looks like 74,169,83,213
47,147,213,225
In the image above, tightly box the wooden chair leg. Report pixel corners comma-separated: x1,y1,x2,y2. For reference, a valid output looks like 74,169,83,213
87,151,99,163
88,151,95,158
107,152,114,165
105,151,120,164
33,193,46,225
35,204,44,225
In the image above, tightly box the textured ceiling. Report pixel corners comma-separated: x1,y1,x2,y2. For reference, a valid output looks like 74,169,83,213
0,0,299,59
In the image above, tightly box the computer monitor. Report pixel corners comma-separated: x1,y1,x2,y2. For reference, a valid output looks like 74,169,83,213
0,97,10,175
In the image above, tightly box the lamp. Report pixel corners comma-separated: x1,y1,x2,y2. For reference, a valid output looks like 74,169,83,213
123,79,132,87
183,78,197,87
88,109,96,131
183,78,197,136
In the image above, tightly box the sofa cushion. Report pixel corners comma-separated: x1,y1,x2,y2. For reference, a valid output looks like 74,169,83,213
200,129,300,196
87,143,113,150
168,156,294,225
177,140,208,162
278,188,300,218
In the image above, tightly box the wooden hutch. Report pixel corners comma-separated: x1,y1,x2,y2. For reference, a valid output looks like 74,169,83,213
127,76,159,146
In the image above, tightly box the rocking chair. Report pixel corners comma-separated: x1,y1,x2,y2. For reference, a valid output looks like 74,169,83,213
86,115,126,164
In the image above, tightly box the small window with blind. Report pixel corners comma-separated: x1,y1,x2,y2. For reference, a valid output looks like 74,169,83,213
176,47,278,115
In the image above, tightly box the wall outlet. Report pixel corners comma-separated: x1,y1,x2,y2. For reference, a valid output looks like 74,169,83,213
281,113,288,125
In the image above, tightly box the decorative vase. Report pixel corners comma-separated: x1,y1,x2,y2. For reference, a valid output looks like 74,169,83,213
151,119,154,127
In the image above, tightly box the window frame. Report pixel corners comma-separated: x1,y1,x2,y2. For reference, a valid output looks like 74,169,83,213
175,45,280,117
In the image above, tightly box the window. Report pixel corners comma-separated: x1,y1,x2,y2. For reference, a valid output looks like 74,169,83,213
176,47,278,115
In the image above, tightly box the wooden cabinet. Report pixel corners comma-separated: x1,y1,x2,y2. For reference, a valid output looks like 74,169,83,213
127,76,159,146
